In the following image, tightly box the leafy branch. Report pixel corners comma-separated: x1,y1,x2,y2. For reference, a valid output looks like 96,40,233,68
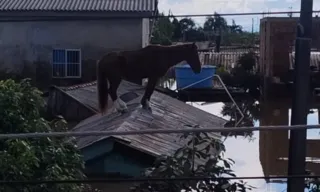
130,125,255,192
0,79,101,192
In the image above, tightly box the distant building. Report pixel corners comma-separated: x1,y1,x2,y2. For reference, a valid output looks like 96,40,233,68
259,17,320,79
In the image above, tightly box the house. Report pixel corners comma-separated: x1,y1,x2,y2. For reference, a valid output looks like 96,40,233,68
47,80,227,191
0,0,157,87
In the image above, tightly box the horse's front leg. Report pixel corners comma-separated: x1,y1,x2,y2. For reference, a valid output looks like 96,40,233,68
109,76,128,113
141,77,158,111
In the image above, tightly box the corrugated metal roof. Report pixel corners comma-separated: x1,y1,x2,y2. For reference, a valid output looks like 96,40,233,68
289,52,320,69
199,52,260,71
60,80,143,111
58,80,226,158
0,0,156,12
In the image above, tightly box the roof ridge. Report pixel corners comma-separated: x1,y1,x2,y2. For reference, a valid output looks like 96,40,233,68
62,81,97,91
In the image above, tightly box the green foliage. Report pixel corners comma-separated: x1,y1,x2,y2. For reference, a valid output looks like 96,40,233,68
306,176,320,192
151,11,259,45
222,32,257,46
221,100,259,139
236,51,258,73
203,13,228,34
219,51,260,97
151,13,174,45
130,126,255,192
0,79,100,192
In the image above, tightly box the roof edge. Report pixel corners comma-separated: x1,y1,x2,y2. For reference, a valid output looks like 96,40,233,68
49,85,98,114
260,16,320,22
0,11,155,21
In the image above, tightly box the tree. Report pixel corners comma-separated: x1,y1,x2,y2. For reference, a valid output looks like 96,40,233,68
178,17,197,41
171,17,183,41
218,51,260,96
203,13,228,34
179,18,196,33
228,20,243,34
130,126,254,192
151,13,174,45
0,79,99,192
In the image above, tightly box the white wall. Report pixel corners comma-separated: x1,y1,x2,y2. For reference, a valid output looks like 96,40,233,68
0,19,143,73
142,18,150,48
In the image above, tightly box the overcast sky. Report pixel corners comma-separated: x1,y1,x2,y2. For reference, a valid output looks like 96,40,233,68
158,0,320,31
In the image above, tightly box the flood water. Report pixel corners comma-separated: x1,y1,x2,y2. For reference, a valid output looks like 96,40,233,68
160,80,320,191
193,100,320,192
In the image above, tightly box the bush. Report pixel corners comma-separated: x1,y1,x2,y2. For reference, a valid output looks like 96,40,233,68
130,126,254,192
0,78,100,192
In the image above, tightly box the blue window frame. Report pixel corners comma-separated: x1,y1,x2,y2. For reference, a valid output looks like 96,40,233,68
52,49,81,78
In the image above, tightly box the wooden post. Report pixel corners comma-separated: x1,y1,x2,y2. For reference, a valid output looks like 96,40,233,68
259,99,290,178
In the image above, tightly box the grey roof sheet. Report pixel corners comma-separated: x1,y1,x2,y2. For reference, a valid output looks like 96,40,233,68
289,51,320,69
61,80,227,157
0,0,156,12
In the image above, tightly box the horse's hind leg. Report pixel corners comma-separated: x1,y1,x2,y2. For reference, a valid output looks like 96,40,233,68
109,76,128,113
141,77,158,111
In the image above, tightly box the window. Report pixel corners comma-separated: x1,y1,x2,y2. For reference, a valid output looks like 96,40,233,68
52,49,81,78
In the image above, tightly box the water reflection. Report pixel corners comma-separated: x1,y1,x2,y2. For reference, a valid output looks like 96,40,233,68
221,98,259,138
193,99,320,192
159,78,320,191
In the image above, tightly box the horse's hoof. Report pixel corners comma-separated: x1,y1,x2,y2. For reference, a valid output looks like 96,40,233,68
116,108,128,114
120,110,127,114
142,105,152,112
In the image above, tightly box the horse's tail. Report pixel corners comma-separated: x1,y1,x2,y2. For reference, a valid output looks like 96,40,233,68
97,59,109,114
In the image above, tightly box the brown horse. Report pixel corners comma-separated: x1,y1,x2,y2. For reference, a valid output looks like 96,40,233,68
97,43,202,114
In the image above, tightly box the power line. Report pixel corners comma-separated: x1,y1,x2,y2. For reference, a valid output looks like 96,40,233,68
1,175,319,185
0,10,320,22
162,10,320,18
0,124,319,139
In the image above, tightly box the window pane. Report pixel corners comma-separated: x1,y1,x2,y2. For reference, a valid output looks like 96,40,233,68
67,64,80,77
52,64,65,77
53,49,66,63
67,50,80,63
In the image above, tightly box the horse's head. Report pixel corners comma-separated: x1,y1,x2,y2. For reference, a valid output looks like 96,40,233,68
184,43,202,74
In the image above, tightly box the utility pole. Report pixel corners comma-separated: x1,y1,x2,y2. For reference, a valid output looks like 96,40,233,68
251,18,254,45
288,6,293,17
287,0,313,192
252,18,254,34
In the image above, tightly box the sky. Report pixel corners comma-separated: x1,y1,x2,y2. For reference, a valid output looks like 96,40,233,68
158,0,320,32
